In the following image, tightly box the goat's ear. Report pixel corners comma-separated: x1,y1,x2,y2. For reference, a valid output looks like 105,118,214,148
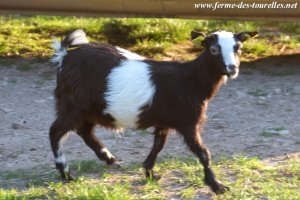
191,31,206,40
191,31,206,48
236,31,258,42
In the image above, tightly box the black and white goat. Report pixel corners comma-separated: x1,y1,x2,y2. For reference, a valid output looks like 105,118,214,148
49,29,257,193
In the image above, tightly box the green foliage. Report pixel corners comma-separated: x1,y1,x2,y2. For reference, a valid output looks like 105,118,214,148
0,156,299,199
0,15,299,60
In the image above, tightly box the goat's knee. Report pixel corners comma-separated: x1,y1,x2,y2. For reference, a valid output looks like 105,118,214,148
77,123,118,165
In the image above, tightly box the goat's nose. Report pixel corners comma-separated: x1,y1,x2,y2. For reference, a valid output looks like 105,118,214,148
227,65,237,74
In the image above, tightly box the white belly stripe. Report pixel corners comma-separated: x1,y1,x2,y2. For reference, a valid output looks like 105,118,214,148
104,60,156,128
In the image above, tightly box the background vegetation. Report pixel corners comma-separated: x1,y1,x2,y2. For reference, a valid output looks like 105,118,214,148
0,15,299,60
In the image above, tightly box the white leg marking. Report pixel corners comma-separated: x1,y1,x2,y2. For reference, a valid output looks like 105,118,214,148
55,133,70,164
63,165,69,173
55,154,66,164
104,60,156,128
100,147,115,159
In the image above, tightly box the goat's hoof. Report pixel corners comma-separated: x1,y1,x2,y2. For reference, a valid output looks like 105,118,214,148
109,161,122,169
146,174,161,181
210,182,230,194
145,169,161,181
61,172,75,181
205,178,229,194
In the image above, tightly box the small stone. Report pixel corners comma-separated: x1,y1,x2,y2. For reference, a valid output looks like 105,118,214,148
236,91,246,97
278,130,290,136
273,88,281,95
258,96,267,100
265,129,290,136
30,148,37,151
0,108,12,113
257,100,267,105
12,123,22,130
34,99,47,103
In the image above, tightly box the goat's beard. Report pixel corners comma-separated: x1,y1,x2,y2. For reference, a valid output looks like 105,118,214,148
228,70,239,79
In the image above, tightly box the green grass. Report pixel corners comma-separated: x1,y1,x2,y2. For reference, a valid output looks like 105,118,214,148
248,89,268,97
261,131,277,137
1,156,299,199
0,15,299,60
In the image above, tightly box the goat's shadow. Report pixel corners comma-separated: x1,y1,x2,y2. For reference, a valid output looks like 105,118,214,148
0,160,112,190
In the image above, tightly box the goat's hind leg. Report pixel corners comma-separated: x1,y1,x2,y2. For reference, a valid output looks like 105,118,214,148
143,128,169,180
49,118,73,180
77,122,120,167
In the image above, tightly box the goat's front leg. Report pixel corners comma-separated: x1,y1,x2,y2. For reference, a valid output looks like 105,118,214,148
181,128,229,194
143,128,169,179
77,122,120,167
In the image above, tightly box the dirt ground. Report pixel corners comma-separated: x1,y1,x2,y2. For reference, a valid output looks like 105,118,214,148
0,54,299,189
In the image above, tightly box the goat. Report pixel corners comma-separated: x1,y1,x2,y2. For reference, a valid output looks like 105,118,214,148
49,29,257,194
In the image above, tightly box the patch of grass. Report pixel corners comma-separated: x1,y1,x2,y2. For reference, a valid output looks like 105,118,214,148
0,156,299,199
34,79,45,86
295,141,300,145
46,178,133,200
273,127,285,131
137,130,151,136
248,89,268,97
180,187,197,199
0,16,299,60
243,39,275,59
261,131,277,137
72,160,106,175
285,108,293,112
40,71,54,80
0,58,17,68
16,62,32,71
261,127,286,137
9,78,17,84
217,156,300,199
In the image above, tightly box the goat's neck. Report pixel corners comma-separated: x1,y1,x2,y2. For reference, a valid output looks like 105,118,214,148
187,50,226,100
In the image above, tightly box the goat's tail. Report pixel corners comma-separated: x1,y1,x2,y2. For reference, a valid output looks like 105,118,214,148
51,29,89,67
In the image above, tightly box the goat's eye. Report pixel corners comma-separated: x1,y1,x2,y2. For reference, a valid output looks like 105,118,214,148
233,45,239,52
234,45,242,55
210,46,219,55
234,43,243,53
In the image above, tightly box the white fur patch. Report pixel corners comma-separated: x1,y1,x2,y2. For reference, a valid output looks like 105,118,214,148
55,133,69,164
116,47,145,60
68,29,89,46
104,60,156,128
214,31,237,66
55,154,66,164
100,147,114,159
63,165,69,173
51,30,89,67
51,39,67,67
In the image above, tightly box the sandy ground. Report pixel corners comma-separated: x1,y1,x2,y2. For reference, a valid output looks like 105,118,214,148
0,55,299,190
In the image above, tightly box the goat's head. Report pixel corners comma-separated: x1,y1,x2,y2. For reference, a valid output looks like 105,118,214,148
191,30,258,78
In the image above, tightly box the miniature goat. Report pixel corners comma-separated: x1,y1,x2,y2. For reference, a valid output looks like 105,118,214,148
49,29,257,193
